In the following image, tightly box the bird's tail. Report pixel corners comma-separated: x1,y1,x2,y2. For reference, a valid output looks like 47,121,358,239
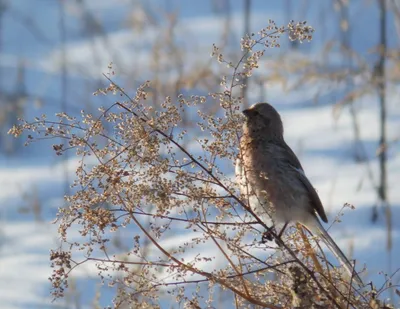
307,219,363,287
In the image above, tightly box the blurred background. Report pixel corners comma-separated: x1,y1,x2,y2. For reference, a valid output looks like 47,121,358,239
0,0,399,308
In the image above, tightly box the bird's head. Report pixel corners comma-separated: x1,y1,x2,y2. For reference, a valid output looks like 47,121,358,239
242,103,284,138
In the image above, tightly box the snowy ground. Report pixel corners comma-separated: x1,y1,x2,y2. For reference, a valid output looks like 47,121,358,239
0,1,399,308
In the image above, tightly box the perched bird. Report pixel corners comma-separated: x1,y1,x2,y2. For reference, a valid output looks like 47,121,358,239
236,102,362,286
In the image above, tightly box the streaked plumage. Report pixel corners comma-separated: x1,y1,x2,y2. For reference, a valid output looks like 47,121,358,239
236,102,362,286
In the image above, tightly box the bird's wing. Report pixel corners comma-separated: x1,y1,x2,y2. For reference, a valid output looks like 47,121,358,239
274,140,329,223
290,165,328,223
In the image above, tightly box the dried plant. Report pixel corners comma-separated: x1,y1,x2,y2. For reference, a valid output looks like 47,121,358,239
9,20,394,308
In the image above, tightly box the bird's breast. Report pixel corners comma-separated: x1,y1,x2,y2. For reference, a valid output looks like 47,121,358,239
240,139,290,201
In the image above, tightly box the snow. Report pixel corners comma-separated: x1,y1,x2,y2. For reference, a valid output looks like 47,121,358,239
1,0,399,308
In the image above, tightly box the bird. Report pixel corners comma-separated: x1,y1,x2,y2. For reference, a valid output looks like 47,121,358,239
235,102,363,286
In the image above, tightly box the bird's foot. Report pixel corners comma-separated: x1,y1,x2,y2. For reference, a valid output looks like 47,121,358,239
261,229,275,243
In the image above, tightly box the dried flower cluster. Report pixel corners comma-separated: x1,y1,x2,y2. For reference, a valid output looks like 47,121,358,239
9,20,394,308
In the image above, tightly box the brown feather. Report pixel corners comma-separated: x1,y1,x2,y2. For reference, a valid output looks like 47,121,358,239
275,140,329,223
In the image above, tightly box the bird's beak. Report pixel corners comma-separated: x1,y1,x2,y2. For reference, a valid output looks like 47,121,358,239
242,109,251,117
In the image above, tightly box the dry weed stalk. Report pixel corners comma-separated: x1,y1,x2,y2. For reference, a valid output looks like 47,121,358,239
9,20,391,308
